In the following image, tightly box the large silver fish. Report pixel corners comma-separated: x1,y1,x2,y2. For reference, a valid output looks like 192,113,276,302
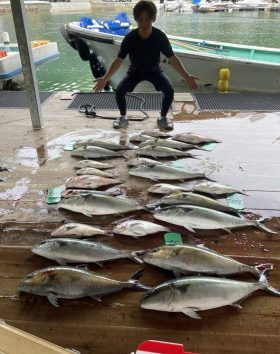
143,244,271,278
160,192,240,214
129,134,154,143
58,194,143,217
127,157,165,167
71,146,122,159
65,175,122,190
51,223,107,238
61,189,121,198
172,133,221,145
142,130,172,138
193,181,247,196
113,220,169,238
73,139,130,150
153,205,277,234
139,138,199,150
140,272,280,319
148,183,191,195
32,238,143,265
76,167,116,178
135,146,196,159
74,160,113,170
19,266,149,307
129,164,208,182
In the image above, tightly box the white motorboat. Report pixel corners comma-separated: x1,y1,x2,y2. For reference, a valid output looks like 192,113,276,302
0,38,59,90
230,0,272,11
61,15,280,93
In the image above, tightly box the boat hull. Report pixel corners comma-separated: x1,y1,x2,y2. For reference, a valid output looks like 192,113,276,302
65,24,280,93
0,42,59,90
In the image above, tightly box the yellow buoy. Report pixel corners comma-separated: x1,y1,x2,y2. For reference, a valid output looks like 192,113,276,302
218,79,229,93
219,67,230,81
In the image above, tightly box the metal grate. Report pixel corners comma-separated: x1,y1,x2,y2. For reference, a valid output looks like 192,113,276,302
193,93,280,111
67,92,169,111
0,91,54,108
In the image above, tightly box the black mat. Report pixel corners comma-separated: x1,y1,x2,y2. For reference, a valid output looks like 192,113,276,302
67,92,168,111
193,93,280,111
0,91,54,108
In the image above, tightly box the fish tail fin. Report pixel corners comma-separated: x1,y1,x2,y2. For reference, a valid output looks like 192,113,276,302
253,263,273,277
127,268,151,291
255,222,278,235
205,175,216,182
259,269,280,296
129,251,144,264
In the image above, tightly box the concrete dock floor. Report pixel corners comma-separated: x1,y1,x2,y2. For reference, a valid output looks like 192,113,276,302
0,91,279,354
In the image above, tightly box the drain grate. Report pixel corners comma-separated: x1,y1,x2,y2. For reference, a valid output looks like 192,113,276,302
193,93,280,111
0,91,54,108
67,92,167,111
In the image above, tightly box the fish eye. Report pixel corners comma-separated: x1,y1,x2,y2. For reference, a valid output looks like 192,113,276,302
39,240,47,245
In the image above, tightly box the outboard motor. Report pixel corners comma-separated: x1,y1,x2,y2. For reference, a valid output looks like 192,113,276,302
60,25,110,90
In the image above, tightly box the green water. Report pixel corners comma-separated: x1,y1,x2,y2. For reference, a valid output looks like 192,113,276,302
0,10,279,91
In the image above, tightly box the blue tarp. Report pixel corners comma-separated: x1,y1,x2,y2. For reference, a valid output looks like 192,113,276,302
79,12,132,36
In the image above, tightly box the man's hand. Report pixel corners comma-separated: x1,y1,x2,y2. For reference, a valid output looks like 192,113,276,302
185,75,199,91
93,77,108,92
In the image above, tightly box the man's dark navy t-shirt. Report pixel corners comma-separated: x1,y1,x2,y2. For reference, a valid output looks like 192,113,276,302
117,27,174,74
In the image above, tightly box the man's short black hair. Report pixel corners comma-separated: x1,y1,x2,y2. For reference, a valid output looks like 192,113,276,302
133,0,157,22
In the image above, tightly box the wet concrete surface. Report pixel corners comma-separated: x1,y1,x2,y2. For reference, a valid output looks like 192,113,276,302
0,92,280,353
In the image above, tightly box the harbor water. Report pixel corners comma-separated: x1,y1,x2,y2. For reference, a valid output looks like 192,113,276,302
0,9,279,91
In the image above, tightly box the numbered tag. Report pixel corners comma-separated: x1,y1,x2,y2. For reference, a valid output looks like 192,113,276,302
164,232,183,246
46,186,64,204
227,193,244,210
202,142,217,151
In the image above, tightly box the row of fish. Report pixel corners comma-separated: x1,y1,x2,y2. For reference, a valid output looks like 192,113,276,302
69,131,219,160
57,192,276,234
60,131,279,236
19,241,280,317
18,130,278,318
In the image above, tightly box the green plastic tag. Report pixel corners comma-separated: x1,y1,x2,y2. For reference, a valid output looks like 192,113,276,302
202,142,217,151
64,144,74,151
164,232,183,246
46,186,64,204
171,161,185,169
227,193,244,210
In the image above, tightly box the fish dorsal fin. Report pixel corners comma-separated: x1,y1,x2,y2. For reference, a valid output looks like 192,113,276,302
231,303,243,309
90,295,102,302
183,224,195,233
75,264,90,272
223,228,232,234
181,307,201,319
173,269,185,278
47,293,59,307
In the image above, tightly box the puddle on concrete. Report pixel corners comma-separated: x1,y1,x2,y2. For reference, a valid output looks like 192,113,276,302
0,177,30,201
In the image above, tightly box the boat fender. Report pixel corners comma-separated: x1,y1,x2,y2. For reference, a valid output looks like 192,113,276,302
218,79,229,93
218,67,230,93
219,67,230,81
